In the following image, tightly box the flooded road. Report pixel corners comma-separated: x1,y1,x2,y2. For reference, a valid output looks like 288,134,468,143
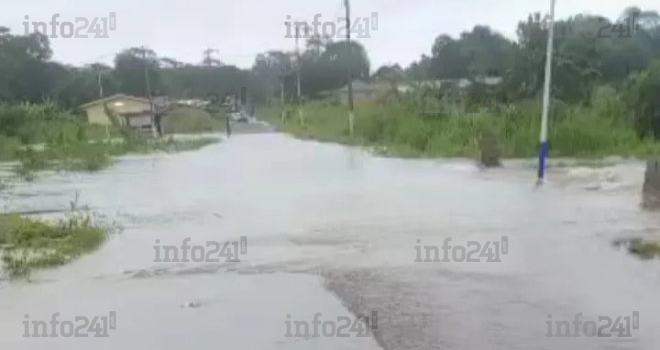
1,127,659,349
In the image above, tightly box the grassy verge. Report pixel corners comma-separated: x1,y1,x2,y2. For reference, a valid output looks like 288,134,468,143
0,206,110,279
1,102,221,180
614,238,660,260
260,88,660,159
628,239,660,260
12,135,219,180
163,106,226,134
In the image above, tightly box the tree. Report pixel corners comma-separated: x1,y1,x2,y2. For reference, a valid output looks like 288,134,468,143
202,48,223,67
113,47,163,97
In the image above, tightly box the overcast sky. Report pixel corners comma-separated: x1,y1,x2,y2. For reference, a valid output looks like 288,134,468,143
2,0,658,71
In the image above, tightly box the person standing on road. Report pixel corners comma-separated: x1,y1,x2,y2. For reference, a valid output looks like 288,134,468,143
226,112,232,137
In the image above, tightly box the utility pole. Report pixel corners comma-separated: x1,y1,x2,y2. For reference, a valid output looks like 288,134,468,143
97,72,110,140
537,0,556,183
204,49,211,66
97,73,104,98
142,47,156,137
295,25,304,126
280,73,286,122
344,0,355,137
203,48,219,67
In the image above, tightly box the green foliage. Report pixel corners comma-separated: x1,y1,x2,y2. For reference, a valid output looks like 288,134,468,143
627,239,660,260
163,107,225,134
0,204,109,279
15,148,50,180
622,60,660,137
411,7,660,108
262,75,660,159
0,101,218,180
0,135,22,161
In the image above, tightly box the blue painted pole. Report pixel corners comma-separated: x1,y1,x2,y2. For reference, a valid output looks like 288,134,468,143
538,0,556,183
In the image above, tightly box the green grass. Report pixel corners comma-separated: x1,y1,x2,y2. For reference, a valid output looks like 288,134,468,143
0,135,22,161
14,142,113,180
12,132,219,181
163,106,226,134
0,206,109,279
261,88,660,159
626,239,660,260
2,102,220,180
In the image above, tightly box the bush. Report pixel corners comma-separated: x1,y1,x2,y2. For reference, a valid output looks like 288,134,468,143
623,60,660,138
163,107,224,134
0,135,22,161
0,207,109,279
260,78,660,159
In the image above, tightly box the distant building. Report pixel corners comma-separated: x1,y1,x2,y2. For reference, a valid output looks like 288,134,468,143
398,77,503,93
338,80,391,104
79,94,157,136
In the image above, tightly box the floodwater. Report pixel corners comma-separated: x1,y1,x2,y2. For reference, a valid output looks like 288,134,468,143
1,126,659,350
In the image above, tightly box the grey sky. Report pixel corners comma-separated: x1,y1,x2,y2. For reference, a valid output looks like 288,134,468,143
2,0,658,71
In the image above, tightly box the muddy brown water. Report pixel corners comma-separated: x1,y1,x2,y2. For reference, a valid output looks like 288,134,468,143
1,128,659,350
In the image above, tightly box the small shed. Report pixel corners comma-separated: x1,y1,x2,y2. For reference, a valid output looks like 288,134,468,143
79,94,156,135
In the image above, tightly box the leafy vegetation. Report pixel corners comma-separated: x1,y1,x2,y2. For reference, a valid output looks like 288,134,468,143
0,101,219,180
255,5,660,159
628,239,660,259
163,106,226,134
1,6,659,162
0,201,110,279
262,60,660,159
12,134,219,181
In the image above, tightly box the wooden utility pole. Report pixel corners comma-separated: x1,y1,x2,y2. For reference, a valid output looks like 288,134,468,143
97,73,104,98
142,47,156,137
344,0,355,137
295,25,305,126
280,74,286,122
98,72,110,140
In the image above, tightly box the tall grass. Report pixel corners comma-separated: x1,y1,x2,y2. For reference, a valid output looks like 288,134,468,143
0,199,110,279
163,106,225,134
262,86,660,159
1,102,219,180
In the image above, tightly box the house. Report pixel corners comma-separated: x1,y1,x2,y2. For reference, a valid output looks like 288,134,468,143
176,99,211,109
398,77,503,93
79,94,157,136
338,80,391,104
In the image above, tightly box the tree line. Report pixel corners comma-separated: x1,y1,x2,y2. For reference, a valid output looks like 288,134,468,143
0,5,659,113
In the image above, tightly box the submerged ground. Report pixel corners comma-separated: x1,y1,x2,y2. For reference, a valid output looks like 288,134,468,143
1,124,659,350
